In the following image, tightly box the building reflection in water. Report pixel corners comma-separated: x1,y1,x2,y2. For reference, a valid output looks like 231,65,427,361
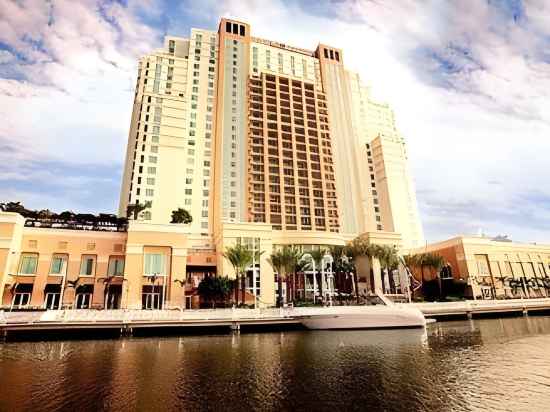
1,317,550,411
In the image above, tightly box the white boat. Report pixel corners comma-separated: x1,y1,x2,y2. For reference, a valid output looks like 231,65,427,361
295,292,427,330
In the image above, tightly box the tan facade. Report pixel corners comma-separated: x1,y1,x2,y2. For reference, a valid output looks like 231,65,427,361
411,236,550,299
2,212,279,309
118,18,425,253
3,19,425,309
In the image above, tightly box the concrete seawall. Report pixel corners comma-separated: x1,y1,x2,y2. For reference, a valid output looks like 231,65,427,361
3,299,550,340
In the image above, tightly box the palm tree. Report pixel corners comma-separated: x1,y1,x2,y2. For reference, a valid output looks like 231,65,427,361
268,250,285,307
126,200,152,220
329,245,356,301
171,208,193,224
373,245,399,294
346,236,379,293
283,246,301,304
223,244,254,306
404,253,444,300
268,246,301,307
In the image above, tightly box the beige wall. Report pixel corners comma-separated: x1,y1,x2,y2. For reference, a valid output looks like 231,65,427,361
411,236,550,297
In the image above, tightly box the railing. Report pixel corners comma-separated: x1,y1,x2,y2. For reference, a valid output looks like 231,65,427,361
1,307,297,325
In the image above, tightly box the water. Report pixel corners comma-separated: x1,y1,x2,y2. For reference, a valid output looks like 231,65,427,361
1,317,550,411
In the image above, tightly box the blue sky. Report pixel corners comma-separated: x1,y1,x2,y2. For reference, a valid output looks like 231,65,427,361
1,0,550,243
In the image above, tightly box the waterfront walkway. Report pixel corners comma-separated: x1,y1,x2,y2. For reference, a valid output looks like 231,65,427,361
2,299,550,339
413,298,550,318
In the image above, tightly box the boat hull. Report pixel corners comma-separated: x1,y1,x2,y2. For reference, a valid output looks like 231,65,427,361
299,306,426,330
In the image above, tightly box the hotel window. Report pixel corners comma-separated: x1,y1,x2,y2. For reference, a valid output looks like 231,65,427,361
19,254,38,275
108,257,125,276
147,167,156,174
146,189,154,197
149,156,157,163
75,285,93,309
146,177,155,185
144,253,165,276
44,284,61,310
266,50,271,69
12,284,33,308
80,255,96,276
278,53,283,72
50,254,67,275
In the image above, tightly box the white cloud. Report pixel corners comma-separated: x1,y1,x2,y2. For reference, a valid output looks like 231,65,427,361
190,0,550,243
0,0,162,165
1,0,549,244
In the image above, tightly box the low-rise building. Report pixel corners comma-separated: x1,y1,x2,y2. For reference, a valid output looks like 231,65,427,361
410,236,550,299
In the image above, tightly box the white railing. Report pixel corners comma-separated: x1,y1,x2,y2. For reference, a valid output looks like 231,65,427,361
4,298,550,325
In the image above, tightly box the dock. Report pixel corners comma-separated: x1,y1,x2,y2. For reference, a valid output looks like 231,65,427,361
0,308,304,339
414,298,550,319
2,299,550,340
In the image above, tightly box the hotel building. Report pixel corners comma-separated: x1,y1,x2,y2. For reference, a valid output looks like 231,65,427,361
118,18,424,246
1,18,426,310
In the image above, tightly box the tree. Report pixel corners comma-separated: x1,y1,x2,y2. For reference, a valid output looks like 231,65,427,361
329,245,357,301
197,276,234,308
268,246,301,307
372,245,399,294
404,252,444,300
171,208,193,224
223,244,254,306
0,201,27,214
126,201,152,220
268,250,285,307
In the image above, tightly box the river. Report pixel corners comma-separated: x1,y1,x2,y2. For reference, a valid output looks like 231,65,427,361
1,316,550,411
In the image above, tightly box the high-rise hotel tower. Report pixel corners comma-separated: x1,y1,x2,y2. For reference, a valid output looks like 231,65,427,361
119,18,424,257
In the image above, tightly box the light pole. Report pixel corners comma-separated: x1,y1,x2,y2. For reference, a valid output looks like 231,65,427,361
300,253,316,303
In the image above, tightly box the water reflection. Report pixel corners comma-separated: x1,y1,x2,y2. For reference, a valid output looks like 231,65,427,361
1,317,550,411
